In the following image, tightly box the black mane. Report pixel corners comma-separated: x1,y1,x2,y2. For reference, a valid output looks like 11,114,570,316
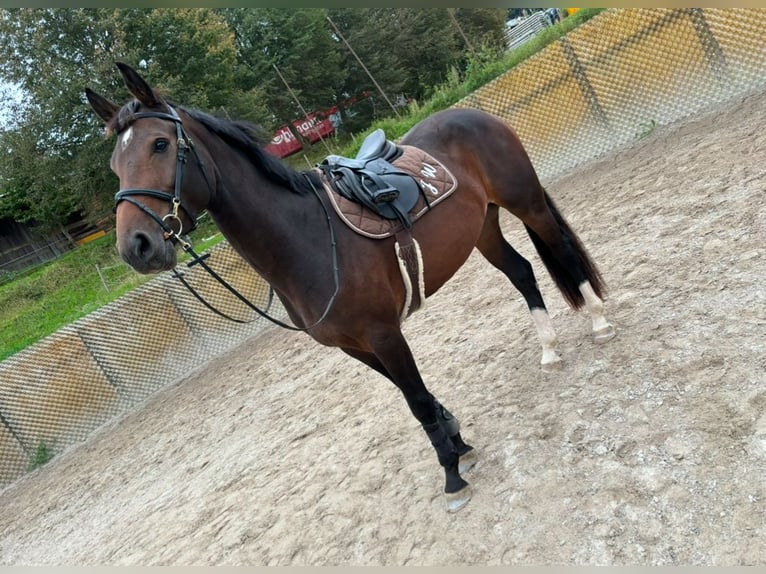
112,100,320,195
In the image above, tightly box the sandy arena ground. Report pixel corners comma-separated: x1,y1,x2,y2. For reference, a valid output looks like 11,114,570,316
0,89,764,566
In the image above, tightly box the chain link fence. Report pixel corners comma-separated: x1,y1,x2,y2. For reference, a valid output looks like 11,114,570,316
456,8,766,183
2,8,766,488
0,242,282,484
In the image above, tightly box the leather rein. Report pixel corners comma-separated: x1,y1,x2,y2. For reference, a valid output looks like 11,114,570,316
114,104,340,331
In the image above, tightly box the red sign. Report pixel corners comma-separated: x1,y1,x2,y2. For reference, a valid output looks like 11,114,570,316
264,125,302,158
264,93,370,158
296,109,338,143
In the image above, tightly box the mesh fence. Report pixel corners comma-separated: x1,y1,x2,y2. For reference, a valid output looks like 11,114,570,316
455,8,766,182
2,7,766,487
0,242,283,484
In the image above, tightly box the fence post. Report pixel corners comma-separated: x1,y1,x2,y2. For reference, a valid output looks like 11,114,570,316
686,8,729,84
0,410,29,455
559,37,611,131
95,264,109,292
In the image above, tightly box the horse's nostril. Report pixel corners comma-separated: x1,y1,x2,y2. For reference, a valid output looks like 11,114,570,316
118,229,171,273
131,231,153,260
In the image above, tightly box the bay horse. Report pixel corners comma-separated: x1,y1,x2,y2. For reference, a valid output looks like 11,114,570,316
86,62,614,512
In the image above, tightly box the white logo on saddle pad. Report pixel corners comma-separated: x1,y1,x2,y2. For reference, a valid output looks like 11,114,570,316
420,179,439,195
421,163,438,179
420,163,440,195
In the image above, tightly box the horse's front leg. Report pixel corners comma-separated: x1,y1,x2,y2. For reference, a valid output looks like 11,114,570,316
432,398,478,475
342,345,478,479
353,331,474,512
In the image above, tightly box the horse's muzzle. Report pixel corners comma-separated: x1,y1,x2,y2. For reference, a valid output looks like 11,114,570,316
118,229,177,274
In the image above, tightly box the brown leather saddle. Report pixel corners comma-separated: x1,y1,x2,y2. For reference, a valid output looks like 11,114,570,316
318,129,425,229
318,130,458,237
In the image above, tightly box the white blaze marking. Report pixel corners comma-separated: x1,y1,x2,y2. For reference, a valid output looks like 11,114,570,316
120,127,134,151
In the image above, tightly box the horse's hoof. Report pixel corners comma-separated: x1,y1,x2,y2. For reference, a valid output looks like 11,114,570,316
445,484,472,513
541,357,563,373
459,448,478,474
593,324,616,343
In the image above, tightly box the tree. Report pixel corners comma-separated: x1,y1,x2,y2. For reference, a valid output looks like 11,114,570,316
451,8,507,58
325,9,409,133
328,8,504,113
219,8,345,137
0,8,264,228
0,9,128,228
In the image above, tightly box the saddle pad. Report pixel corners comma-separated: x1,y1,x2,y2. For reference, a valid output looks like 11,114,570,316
321,145,458,239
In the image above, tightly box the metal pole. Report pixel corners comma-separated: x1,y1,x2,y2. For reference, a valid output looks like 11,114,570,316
95,264,110,292
326,15,401,118
272,63,334,156
448,9,476,58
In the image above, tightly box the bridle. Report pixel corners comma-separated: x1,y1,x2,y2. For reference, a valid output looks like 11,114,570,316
113,103,340,332
114,105,203,248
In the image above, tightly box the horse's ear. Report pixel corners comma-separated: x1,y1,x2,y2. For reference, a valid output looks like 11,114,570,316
116,61,161,108
85,88,120,125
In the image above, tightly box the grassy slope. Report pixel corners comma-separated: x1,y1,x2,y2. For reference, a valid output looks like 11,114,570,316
0,217,221,362
0,232,150,360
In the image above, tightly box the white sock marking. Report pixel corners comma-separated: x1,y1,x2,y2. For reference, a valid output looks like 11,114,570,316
579,281,613,335
531,308,561,366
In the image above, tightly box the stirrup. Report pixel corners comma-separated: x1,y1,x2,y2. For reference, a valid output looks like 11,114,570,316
372,188,399,204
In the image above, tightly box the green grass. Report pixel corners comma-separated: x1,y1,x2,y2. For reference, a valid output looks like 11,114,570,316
28,442,54,470
0,232,146,361
0,8,606,362
636,118,657,139
0,214,222,362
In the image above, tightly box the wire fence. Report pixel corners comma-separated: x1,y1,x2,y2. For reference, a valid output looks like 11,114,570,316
2,8,766,488
0,235,73,285
456,8,766,184
0,241,284,484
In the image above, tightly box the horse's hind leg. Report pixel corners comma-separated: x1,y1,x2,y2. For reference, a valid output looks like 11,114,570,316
521,192,615,343
476,205,563,371
578,280,615,343
341,346,478,476
344,331,474,513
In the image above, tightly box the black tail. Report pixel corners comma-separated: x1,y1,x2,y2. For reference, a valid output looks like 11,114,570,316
524,190,606,310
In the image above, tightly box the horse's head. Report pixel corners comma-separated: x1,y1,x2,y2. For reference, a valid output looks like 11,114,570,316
86,63,212,274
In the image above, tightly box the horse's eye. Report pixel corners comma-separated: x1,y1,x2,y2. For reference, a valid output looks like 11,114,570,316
153,139,169,153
